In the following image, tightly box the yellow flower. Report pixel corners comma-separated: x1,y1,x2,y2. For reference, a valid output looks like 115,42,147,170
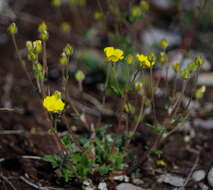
43,91,65,112
104,47,124,63
136,54,155,68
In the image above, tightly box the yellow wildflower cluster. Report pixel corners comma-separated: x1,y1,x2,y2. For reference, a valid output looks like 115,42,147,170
136,54,155,68
43,91,65,112
104,47,124,63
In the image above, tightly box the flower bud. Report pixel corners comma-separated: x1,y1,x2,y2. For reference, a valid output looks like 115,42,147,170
148,51,156,62
8,23,17,35
59,53,69,65
94,11,104,20
33,63,44,81
195,86,206,99
60,22,72,33
64,44,73,57
26,41,33,52
131,6,142,17
75,70,85,81
28,52,37,61
33,40,42,54
160,39,168,49
195,56,204,66
187,61,198,73
51,0,61,7
173,63,181,73
135,82,143,91
159,52,168,63
180,69,190,79
38,22,47,33
140,0,149,11
39,31,49,41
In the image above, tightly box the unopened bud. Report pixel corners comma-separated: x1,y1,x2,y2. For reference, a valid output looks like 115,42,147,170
26,41,33,52
8,23,17,35
59,53,69,65
64,44,73,57
75,70,85,81
33,40,42,54
160,39,168,49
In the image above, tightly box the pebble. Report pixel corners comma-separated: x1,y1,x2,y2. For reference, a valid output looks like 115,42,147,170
82,179,95,190
199,183,209,190
98,182,107,190
116,183,144,190
194,119,213,130
113,175,129,182
132,178,144,185
152,0,173,10
198,73,213,86
207,166,213,188
157,174,185,187
192,170,206,182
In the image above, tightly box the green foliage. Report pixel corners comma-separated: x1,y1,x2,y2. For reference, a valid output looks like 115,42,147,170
147,124,167,135
44,126,128,181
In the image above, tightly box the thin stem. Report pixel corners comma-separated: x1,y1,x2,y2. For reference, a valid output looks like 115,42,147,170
150,68,157,124
132,96,144,135
42,41,48,75
170,79,188,118
11,35,34,87
102,64,110,105
96,0,104,13
112,64,119,90
49,114,66,152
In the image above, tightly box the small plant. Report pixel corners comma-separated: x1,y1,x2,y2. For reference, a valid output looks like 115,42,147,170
8,0,206,182
44,126,128,181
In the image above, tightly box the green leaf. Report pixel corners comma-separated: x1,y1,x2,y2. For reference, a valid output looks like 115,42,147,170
60,135,72,146
43,155,61,168
147,124,167,134
111,86,123,95
98,164,110,176
151,149,163,157
71,154,82,164
61,167,73,182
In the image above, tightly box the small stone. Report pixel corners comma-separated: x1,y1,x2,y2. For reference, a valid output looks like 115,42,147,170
98,182,107,190
82,179,95,190
194,119,213,130
113,175,129,182
207,166,213,187
132,178,144,185
158,174,185,187
198,73,213,86
124,176,130,182
116,183,144,190
152,0,173,10
84,187,95,190
199,183,209,190
192,170,206,182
